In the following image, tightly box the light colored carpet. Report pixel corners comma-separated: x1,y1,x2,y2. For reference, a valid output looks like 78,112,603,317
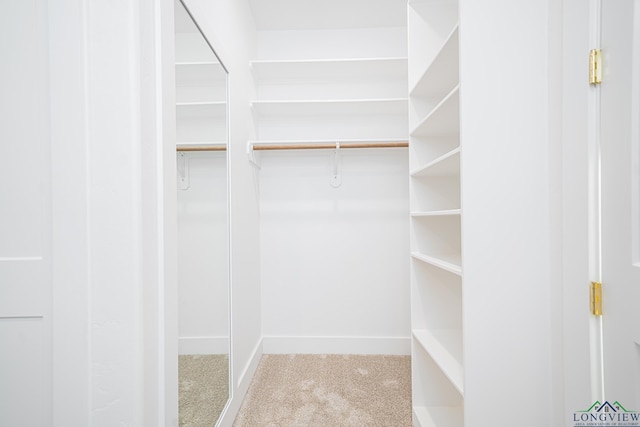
179,354,229,427
233,354,412,427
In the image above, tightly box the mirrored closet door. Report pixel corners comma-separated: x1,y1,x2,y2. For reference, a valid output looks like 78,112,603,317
174,1,230,425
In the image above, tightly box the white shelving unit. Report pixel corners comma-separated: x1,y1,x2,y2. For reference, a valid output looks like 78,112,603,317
250,55,408,145
251,57,407,82
408,0,463,425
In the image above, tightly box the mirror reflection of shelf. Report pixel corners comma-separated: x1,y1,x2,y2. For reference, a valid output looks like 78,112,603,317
175,32,219,63
176,62,227,104
176,101,226,117
411,209,461,218
176,103,227,143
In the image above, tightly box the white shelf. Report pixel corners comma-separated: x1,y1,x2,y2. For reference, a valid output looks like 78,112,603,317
251,98,408,117
176,61,221,66
251,57,408,80
413,329,464,395
177,101,226,106
411,252,462,276
410,26,459,99
413,405,463,427
176,101,226,118
410,85,460,137
411,147,460,177
411,209,461,217
175,62,226,84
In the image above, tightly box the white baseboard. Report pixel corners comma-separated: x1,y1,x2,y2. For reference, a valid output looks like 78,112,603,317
262,336,411,355
178,336,229,355
218,337,263,427
237,337,263,390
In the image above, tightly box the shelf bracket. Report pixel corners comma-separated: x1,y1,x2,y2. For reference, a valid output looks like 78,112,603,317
330,141,342,188
177,152,190,190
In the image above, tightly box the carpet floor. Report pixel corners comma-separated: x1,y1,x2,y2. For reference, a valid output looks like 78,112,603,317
233,354,412,427
179,354,229,427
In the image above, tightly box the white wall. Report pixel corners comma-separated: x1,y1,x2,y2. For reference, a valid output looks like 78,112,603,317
259,148,411,354
256,27,407,60
177,152,229,354
43,0,170,425
254,19,410,355
460,0,564,425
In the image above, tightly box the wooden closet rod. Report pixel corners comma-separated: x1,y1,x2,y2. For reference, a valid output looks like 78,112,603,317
176,144,226,152
252,141,408,151
176,141,409,152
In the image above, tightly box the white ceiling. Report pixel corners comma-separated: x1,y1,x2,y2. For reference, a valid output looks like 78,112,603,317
248,0,407,30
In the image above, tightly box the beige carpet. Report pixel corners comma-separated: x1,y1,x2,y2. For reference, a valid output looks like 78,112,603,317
179,354,229,427
234,354,412,427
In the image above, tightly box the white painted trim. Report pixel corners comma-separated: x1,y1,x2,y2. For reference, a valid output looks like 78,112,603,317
237,338,263,390
178,336,230,355
561,0,601,417
217,338,263,427
160,0,179,421
262,336,411,355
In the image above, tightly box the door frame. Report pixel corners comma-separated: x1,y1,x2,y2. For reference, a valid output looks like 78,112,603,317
560,0,605,418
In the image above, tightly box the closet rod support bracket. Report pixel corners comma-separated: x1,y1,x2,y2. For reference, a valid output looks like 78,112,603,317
247,141,262,170
177,152,190,190
330,141,342,188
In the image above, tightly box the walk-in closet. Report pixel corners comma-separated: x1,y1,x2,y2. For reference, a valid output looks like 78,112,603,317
170,0,553,425
6,0,631,426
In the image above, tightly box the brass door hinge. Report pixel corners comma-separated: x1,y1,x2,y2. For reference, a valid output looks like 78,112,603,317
590,281,603,316
589,49,602,85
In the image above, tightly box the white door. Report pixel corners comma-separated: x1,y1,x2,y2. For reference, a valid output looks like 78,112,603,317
600,0,640,409
0,2,52,425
